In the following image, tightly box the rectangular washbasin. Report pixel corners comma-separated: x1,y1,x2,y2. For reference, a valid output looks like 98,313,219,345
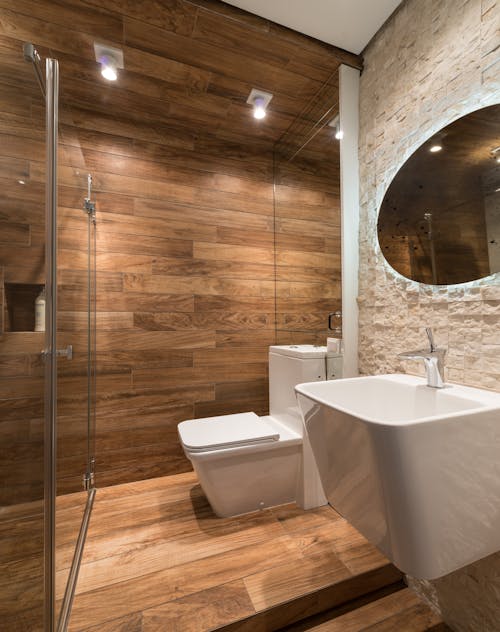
296,374,500,579
297,373,491,424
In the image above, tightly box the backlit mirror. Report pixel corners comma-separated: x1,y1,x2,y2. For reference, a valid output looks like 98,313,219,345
378,104,500,285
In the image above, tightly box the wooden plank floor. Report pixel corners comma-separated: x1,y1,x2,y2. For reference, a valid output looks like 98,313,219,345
0,490,88,632
284,588,449,631
67,471,404,631
0,500,44,632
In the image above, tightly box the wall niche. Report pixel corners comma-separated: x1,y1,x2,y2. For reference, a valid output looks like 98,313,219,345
3,281,44,333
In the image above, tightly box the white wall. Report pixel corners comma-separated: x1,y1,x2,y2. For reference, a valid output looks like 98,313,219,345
340,64,361,377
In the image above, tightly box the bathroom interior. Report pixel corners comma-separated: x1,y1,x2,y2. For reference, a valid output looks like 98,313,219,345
0,0,499,631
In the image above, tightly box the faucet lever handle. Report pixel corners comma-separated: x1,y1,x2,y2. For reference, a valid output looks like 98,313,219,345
425,327,436,352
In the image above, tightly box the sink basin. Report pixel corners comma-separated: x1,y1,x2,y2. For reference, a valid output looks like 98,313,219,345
296,374,500,579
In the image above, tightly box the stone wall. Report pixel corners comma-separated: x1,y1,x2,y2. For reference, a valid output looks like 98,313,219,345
358,0,500,630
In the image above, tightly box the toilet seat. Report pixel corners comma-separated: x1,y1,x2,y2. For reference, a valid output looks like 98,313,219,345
178,412,280,453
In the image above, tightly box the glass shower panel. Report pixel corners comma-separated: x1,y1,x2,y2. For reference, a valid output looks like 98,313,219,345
54,96,97,625
0,35,97,629
0,38,46,630
273,72,342,345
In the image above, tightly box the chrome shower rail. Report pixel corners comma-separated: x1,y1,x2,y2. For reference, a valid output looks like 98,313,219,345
44,54,59,632
25,42,60,632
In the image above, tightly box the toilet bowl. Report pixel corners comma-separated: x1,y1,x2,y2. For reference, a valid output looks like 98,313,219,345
178,345,343,517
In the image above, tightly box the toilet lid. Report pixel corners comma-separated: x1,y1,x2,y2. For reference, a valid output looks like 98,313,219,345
178,412,280,452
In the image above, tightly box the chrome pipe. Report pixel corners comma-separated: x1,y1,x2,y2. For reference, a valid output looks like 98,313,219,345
44,56,59,632
57,489,96,631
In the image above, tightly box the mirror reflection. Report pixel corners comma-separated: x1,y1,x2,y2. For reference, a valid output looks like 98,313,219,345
378,104,500,285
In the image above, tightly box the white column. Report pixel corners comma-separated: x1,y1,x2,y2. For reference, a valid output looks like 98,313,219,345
339,64,360,378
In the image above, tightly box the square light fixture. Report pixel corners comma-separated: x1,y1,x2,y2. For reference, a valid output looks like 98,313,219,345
246,88,273,120
94,42,124,81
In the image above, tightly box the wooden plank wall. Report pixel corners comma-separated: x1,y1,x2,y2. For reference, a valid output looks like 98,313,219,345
0,50,48,506
275,133,342,343
0,0,356,500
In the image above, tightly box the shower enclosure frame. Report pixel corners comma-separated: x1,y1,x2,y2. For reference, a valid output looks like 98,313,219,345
24,44,96,632
24,41,61,631
45,53,59,632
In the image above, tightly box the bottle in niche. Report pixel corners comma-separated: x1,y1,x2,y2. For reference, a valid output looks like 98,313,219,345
35,287,46,332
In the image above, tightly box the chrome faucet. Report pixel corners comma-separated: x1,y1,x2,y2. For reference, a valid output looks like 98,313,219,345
398,327,446,388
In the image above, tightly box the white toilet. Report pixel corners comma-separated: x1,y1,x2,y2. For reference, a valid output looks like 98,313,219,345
178,345,343,517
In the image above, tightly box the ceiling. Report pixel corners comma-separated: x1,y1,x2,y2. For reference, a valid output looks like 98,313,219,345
223,0,403,54
0,0,359,155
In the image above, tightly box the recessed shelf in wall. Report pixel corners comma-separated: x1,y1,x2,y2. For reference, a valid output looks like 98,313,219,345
3,282,45,333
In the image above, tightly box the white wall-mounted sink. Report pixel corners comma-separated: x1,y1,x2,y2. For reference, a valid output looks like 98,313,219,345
296,374,500,579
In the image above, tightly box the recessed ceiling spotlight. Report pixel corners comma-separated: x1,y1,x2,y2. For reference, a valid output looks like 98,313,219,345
328,114,343,140
18,179,25,185
100,57,118,81
429,144,443,153
253,98,266,120
246,88,273,121
94,43,124,82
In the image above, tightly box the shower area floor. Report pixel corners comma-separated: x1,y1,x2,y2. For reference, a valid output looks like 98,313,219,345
1,491,88,631
0,500,45,630
63,471,408,631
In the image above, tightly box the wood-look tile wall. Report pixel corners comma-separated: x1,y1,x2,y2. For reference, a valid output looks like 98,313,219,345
275,140,342,344
0,49,47,506
0,0,356,499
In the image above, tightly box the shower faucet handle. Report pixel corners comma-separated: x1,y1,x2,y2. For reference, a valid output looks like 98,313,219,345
56,345,73,360
41,345,73,360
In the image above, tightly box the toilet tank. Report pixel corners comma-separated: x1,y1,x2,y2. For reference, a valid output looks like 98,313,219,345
269,345,328,419
268,345,342,510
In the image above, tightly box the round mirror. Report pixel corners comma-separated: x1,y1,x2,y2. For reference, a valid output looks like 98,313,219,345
378,104,500,285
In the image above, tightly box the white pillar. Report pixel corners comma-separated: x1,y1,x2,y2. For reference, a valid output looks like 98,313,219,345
339,64,360,378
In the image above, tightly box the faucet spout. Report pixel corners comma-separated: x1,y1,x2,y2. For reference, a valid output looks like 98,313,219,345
422,354,445,388
398,328,446,388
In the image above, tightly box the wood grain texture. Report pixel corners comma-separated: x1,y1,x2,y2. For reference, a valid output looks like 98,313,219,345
0,0,355,496
68,472,405,632
285,588,449,631
0,490,86,630
0,43,47,505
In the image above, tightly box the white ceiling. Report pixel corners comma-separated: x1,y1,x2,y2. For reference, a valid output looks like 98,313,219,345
223,0,403,54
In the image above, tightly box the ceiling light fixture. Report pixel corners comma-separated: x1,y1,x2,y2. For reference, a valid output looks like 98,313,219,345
246,88,273,121
429,144,443,153
491,147,500,163
328,114,343,140
94,43,124,82
253,98,266,120
100,56,118,81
